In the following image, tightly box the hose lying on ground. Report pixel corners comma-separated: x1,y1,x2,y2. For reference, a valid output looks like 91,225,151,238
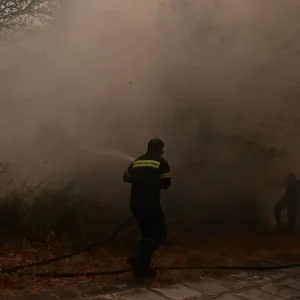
26,262,300,278
0,216,134,274
1,215,300,277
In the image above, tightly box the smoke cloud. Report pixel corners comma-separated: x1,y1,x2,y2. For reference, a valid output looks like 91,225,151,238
1,0,300,227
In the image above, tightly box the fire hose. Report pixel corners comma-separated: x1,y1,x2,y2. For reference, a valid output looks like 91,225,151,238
1,216,300,278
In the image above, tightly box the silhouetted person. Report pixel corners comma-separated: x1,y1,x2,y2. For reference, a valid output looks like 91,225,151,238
123,138,171,279
274,173,300,231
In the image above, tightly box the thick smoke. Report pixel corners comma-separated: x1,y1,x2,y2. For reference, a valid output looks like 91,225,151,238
0,1,162,185
1,0,300,227
158,0,300,227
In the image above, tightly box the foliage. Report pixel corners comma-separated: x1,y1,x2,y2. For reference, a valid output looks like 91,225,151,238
0,0,59,34
0,166,130,243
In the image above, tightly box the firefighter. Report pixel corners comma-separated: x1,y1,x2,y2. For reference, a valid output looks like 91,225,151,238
274,173,300,231
123,138,171,279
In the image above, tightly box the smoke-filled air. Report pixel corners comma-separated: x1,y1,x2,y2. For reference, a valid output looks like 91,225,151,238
1,0,300,228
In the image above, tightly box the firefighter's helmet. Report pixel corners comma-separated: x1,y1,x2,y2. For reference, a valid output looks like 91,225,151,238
147,138,164,154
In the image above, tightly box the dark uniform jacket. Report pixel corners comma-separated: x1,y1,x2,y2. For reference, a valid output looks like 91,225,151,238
123,152,171,209
285,179,300,205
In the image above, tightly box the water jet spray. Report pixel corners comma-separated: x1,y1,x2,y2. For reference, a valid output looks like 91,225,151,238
81,147,135,162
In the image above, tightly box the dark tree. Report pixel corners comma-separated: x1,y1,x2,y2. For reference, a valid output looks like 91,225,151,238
0,0,59,33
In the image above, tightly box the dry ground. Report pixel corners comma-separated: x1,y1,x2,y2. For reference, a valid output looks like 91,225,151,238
1,226,300,299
